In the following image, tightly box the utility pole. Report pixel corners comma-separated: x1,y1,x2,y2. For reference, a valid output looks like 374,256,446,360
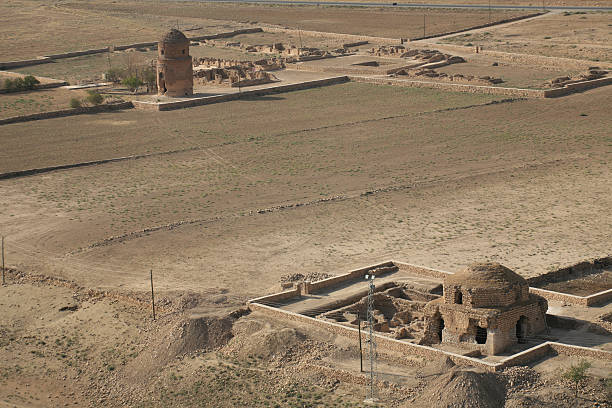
358,314,363,372
423,14,426,38
2,236,5,285
488,0,491,23
364,274,377,404
150,269,156,320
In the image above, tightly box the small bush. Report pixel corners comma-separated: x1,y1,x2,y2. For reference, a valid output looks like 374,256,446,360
104,68,124,83
69,98,82,109
562,359,591,398
22,75,40,89
2,76,39,92
122,76,144,93
86,90,104,105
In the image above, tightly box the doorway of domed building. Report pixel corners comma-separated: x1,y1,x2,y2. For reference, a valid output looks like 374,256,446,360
516,316,529,343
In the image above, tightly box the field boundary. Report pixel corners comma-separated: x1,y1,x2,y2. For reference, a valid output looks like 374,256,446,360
0,101,133,126
0,146,206,181
409,12,544,41
0,28,263,70
348,75,612,98
132,76,350,111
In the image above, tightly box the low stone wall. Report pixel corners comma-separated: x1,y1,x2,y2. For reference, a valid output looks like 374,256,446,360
0,57,52,70
133,76,349,111
528,257,612,287
0,101,133,126
548,343,612,360
250,302,612,372
349,75,545,97
307,261,396,293
543,77,612,97
394,261,451,280
498,343,554,367
529,287,589,306
349,75,612,98
0,82,67,94
410,13,544,41
248,302,498,371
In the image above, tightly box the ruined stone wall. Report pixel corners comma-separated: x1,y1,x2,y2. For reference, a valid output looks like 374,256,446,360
0,101,133,126
527,257,612,287
134,76,350,111
394,262,451,280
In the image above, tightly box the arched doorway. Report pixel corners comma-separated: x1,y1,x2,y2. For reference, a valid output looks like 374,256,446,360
437,317,445,342
475,326,487,344
516,316,528,343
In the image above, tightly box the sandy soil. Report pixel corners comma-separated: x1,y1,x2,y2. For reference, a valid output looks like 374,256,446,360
0,84,609,298
441,11,612,62
0,88,91,119
250,0,612,6
0,0,248,60
1,280,610,407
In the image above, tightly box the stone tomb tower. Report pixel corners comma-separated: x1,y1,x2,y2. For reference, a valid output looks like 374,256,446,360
423,262,548,355
157,29,193,97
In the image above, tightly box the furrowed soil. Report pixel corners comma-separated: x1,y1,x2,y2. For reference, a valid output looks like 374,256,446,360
0,83,610,297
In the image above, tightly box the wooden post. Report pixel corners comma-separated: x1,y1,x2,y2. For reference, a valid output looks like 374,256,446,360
1,236,5,285
423,14,426,37
358,314,363,372
150,269,156,320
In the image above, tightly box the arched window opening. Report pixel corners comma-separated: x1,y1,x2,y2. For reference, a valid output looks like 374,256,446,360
455,290,463,305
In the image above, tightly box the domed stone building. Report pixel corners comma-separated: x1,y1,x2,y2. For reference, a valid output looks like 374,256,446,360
423,262,548,355
156,29,193,97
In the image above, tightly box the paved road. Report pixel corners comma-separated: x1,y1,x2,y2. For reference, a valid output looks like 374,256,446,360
168,0,612,11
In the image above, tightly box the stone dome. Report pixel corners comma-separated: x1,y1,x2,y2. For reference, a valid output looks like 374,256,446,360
443,262,529,308
160,29,188,44
446,262,526,290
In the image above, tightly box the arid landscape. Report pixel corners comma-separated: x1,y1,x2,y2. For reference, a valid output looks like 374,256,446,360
0,0,610,406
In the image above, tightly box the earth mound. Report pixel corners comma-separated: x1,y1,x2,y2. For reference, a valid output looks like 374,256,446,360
412,367,506,408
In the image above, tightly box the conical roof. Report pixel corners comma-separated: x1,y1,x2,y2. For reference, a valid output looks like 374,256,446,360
160,29,188,43
445,262,526,290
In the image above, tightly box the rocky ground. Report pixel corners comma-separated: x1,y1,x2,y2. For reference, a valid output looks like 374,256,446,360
1,273,610,407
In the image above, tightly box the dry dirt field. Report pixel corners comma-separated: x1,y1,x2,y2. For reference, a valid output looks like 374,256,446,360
0,0,248,61
1,83,610,298
1,1,611,406
64,0,530,39
0,88,94,119
440,11,612,62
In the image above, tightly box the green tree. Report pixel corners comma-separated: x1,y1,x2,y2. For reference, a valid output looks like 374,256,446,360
562,359,591,398
86,90,104,105
122,76,143,93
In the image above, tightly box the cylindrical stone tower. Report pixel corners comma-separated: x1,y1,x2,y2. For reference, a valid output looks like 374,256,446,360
157,29,193,97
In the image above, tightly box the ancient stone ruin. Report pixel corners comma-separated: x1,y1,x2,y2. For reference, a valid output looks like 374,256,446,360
369,45,465,66
393,68,503,85
547,67,608,88
422,263,548,355
157,29,193,97
193,58,278,88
